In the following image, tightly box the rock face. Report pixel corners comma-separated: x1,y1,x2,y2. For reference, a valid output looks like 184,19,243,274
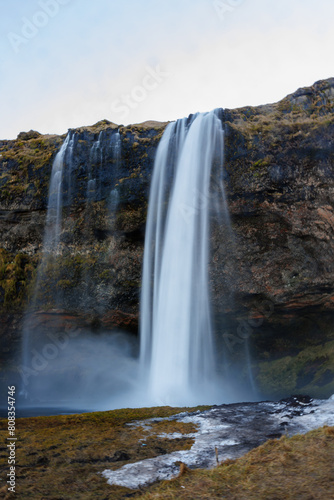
1,80,334,399
211,78,334,398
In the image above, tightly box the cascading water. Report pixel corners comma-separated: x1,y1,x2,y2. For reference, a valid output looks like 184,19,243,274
44,132,72,252
140,110,226,406
20,132,73,395
90,130,105,199
108,131,121,218
20,128,124,403
65,132,76,208
112,130,121,164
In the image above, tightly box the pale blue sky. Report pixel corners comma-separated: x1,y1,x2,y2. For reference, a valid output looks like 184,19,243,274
0,0,333,139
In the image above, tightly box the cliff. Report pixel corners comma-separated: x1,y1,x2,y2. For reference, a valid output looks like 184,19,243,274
1,78,334,399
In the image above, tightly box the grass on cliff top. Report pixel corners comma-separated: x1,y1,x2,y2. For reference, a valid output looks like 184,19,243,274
227,88,334,142
128,120,169,131
0,133,62,203
75,119,119,134
142,426,334,500
0,134,61,169
0,405,207,500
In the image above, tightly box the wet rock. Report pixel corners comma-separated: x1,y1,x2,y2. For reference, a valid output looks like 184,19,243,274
281,395,313,406
109,450,131,462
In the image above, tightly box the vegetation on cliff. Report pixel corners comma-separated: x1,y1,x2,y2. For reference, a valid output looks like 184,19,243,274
0,249,37,310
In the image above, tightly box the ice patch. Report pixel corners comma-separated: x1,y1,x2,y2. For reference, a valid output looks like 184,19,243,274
102,396,334,489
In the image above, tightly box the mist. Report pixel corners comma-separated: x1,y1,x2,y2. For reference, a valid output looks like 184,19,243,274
19,330,141,411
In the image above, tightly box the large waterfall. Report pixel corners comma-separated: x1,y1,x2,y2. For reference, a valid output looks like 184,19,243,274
19,114,247,410
140,110,226,406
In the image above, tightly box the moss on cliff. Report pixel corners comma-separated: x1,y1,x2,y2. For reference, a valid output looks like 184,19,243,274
32,252,98,308
0,249,37,310
256,340,334,399
75,119,119,134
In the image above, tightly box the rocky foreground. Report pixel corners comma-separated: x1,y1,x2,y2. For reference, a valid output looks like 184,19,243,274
1,78,334,397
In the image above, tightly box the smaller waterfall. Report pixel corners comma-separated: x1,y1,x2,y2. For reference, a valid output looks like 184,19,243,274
44,132,72,252
113,131,122,164
20,132,73,393
87,178,97,202
20,128,126,404
31,131,74,311
90,131,104,199
108,131,122,227
65,133,75,208
109,188,120,212
140,110,226,406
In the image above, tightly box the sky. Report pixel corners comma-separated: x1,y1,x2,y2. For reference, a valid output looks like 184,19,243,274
0,0,333,139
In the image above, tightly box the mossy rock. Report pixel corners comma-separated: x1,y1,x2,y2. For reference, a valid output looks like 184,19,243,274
0,249,37,310
17,130,42,141
255,340,334,399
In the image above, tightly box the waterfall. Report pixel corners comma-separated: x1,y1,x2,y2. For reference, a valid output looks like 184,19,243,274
90,130,104,199
112,130,122,164
29,131,74,312
65,132,75,208
20,128,123,402
44,132,72,252
109,131,121,214
140,110,226,406
20,132,73,395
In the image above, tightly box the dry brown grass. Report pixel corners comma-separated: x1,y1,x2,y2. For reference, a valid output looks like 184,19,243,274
0,406,206,499
141,426,334,500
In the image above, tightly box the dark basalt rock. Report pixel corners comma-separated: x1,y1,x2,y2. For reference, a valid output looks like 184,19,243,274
17,130,42,141
109,450,131,462
280,395,313,406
